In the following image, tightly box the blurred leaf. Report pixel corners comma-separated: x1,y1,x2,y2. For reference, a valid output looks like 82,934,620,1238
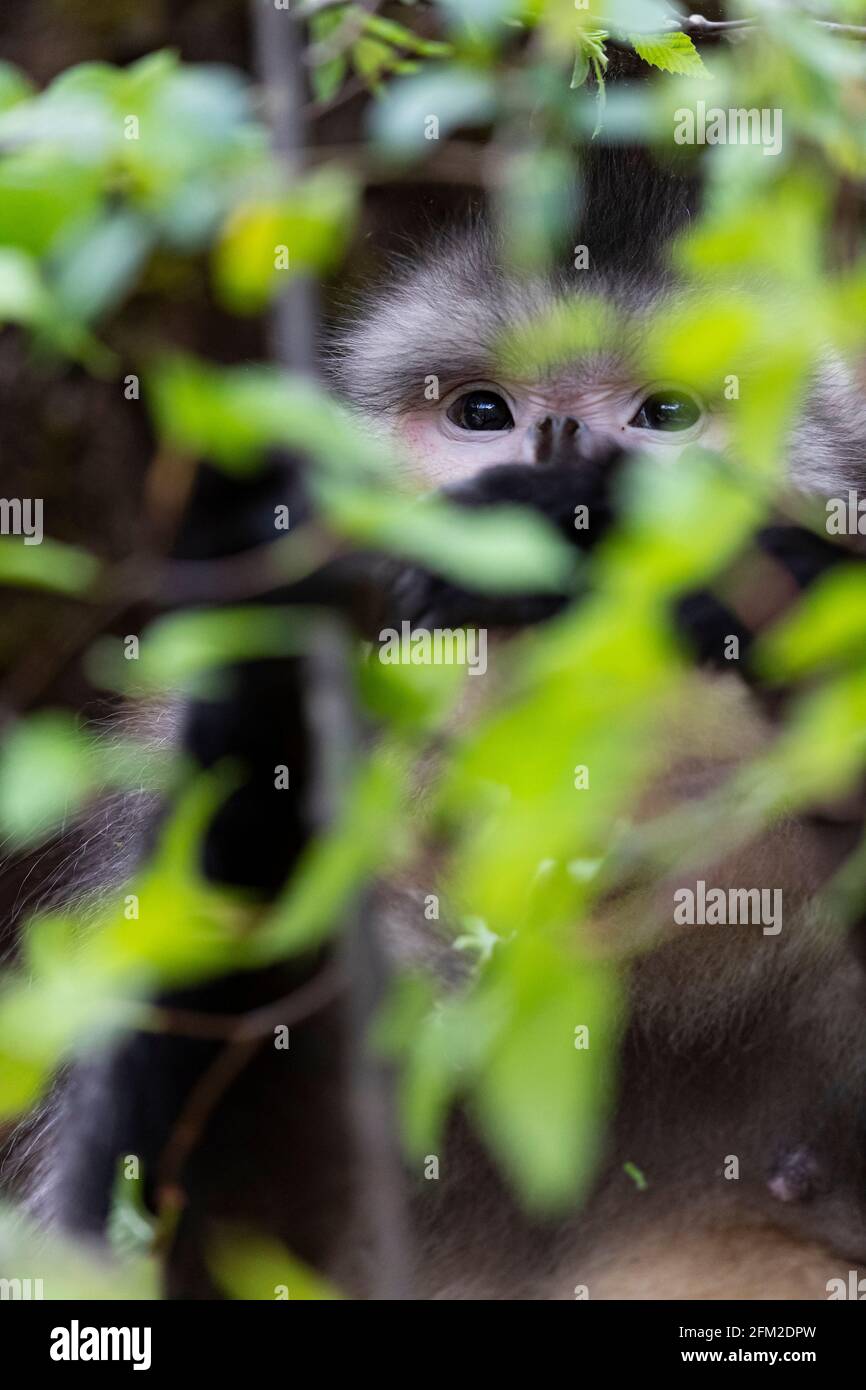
250,746,409,961
211,1229,343,1300
0,775,252,1119
470,938,620,1210
0,713,96,848
214,166,358,313
678,175,825,283
0,1205,157,1299
0,1049,49,1115
0,247,50,324
601,448,763,597
310,4,350,103
363,12,452,57
51,209,154,323
88,607,311,696
623,1160,648,1190
388,937,621,1212
357,641,466,732
148,355,389,477
318,480,576,594
603,0,671,35
756,563,866,680
107,1164,158,1260
496,146,577,270
754,668,866,810
0,711,172,850
437,0,522,32
0,61,34,113
369,66,496,156
0,155,102,256
0,535,99,593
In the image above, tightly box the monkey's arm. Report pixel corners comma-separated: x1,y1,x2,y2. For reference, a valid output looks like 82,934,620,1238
381,460,850,689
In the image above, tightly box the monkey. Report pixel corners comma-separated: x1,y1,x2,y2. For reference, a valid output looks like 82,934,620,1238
13,153,866,1301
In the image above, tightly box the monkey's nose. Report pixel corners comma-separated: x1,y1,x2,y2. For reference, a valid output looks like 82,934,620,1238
531,415,620,468
532,415,579,465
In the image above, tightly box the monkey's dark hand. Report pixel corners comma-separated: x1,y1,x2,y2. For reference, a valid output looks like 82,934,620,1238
381,453,854,699
675,523,851,678
383,457,623,631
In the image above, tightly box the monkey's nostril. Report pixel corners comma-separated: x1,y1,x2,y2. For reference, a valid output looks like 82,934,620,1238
533,414,581,466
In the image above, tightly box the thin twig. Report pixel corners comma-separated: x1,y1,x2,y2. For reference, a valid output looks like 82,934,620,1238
152,963,344,1045
155,962,344,1201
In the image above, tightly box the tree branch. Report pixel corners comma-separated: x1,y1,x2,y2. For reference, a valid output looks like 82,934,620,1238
249,0,415,1302
667,13,866,38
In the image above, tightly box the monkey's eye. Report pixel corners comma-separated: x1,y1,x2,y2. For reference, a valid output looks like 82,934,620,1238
447,389,515,432
631,389,701,432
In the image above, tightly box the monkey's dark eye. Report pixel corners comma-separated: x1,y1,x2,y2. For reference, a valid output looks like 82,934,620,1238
447,389,514,432
631,390,701,432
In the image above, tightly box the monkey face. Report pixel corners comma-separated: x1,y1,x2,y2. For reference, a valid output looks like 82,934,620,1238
332,228,730,487
334,221,866,497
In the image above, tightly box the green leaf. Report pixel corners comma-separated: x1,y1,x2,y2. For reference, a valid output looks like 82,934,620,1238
0,1204,157,1299
570,49,590,90
317,481,576,595
497,147,577,270
436,0,522,33
148,355,390,479
250,747,408,962
0,536,99,594
310,4,351,102
0,711,170,849
108,1163,158,1259
604,0,671,34
0,247,50,325
353,36,400,89
0,61,35,113
601,448,762,598
630,31,709,77
471,941,620,1210
210,1229,343,1300
624,1160,648,1191
755,564,866,681
0,713,96,847
369,66,496,157
213,166,358,313
88,607,311,696
0,156,103,257
51,210,154,324
363,13,452,57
